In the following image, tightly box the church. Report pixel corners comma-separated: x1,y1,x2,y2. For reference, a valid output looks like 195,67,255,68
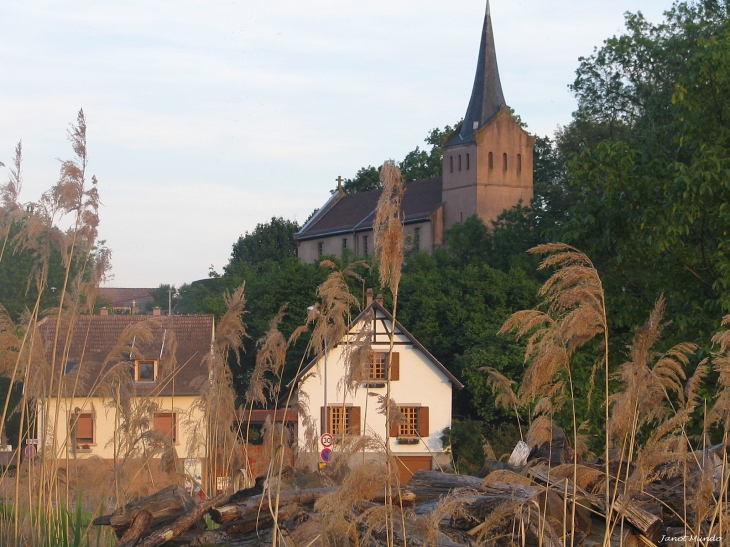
295,2,534,262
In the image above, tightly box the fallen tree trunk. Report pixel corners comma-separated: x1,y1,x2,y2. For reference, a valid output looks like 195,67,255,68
528,465,659,540
135,493,231,547
94,485,195,538
407,470,483,501
117,510,153,547
211,487,336,524
604,495,663,543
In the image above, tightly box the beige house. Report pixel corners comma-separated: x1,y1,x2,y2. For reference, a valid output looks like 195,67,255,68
289,297,463,482
295,1,533,262
35,314,214,490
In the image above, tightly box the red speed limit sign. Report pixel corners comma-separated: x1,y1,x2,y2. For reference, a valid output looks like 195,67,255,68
320,433,333,448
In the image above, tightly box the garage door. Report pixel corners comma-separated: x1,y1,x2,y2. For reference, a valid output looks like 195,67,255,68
395,455,432,484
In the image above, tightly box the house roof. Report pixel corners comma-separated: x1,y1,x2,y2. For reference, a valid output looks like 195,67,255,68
97,287,156,308
295,178,443,241
287,300,464,390
446,1,506,148
37,314,214,397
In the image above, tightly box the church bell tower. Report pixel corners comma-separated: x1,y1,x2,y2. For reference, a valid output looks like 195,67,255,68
441,1,534,229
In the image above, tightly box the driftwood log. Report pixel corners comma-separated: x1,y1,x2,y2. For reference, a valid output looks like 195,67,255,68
116,510,153,547
528,465,661,541
407,470,483,501
93,485,195,538
135,493,231,547
211,487,336,524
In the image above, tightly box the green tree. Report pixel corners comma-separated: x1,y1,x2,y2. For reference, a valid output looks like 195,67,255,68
343,166,381,194
399,125,458,182
555,0,730,345
229,217,299,267
147,283,180,314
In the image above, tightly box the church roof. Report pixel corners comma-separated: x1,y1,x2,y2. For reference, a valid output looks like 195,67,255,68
295,177,443,241
446,1,506,147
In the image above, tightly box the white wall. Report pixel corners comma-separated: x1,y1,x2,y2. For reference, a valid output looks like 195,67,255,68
297,314,453,457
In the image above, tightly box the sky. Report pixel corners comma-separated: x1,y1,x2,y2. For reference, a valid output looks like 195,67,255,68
1,0,672,288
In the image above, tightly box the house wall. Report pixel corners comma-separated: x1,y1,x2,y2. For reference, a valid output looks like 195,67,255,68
38,395,205,462
297,219,435,263
296,318,453,465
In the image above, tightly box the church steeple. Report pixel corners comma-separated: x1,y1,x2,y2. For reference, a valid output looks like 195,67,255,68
447,1,505,146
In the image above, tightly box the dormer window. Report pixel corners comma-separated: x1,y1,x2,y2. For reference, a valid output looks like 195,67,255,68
135,359,157,383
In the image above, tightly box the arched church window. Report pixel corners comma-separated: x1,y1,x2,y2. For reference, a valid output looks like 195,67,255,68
466,153,470,170
458,155,462,171
517,154,522,173
450,156,453,173
503,153,508,171
488,152,493,169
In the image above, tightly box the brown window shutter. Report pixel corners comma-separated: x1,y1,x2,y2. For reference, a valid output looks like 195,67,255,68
76,415,94,443
154,413,177,442
389,352,399,381
390,413,400,437
321,406,327,435
349,407,361,436
418,407,429,437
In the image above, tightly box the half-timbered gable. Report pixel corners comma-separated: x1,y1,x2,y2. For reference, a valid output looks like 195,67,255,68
291,299,463,481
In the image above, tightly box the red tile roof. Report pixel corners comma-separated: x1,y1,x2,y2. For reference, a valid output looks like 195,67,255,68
37,315,214,397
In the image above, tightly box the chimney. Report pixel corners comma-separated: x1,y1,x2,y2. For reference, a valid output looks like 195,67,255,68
376,293,384,305
366,288,373,306
152,306,162,316
100,307,109,316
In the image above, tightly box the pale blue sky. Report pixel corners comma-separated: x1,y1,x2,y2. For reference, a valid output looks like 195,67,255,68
0,0,671,287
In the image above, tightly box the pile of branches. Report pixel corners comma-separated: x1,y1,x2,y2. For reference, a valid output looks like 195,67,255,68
94,429,725,547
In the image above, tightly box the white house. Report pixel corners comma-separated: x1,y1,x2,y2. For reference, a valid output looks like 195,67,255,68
290,298,463,482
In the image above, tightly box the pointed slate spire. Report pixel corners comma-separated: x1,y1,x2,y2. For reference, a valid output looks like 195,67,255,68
447,1,506,146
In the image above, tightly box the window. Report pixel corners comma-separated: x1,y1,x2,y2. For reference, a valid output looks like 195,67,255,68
318,242,324,256
342,238,348,251
153,412,177,443
70,413,94,444
135,360,157,382
488,152,493,169
466,153,470,170
503,153,508,171
449,156,453,173
414,227,421,251
517,153,522,173
363,236,369,257
400,407,419,436
390,406,429,438
458,155,462,171
322,406,361,436
368,352,387,380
